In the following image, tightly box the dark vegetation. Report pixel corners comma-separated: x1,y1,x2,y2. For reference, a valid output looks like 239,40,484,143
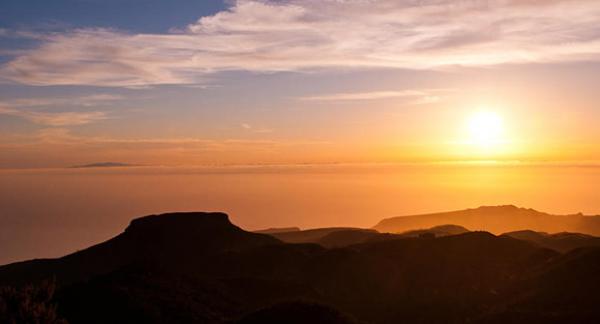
0,279,67,324
1,209,599,323
236,301,361,324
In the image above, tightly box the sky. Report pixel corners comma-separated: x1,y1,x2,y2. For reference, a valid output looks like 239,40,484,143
1,0,600,168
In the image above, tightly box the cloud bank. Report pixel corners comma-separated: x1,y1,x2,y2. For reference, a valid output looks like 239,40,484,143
2,0,600,87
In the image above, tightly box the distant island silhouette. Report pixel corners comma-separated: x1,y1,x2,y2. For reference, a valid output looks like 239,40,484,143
1,206,600,323
374,205,600,235
70,162,136,168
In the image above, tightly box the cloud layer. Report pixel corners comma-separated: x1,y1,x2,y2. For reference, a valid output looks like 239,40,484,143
0,94,120,126
300,89,448,104
2,0,600,87
0,106,107,126
0,127,334,168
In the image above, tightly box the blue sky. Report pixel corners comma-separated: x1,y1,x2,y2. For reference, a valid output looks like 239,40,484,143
0,0,225,32
0,0,225,64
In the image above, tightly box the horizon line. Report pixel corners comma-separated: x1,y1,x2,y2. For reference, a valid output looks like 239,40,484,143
3,159,600,172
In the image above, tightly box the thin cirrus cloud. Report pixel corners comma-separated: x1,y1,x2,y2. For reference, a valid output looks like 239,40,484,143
3,94,122,107
0,106,107,126
1,0,600,87
0,127,334,168
300,90,442,103
4,127,328,152
0,94,120,126
241,123,273,133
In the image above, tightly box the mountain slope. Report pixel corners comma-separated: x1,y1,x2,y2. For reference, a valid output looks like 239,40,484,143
502,230,600,253
478,247,600,323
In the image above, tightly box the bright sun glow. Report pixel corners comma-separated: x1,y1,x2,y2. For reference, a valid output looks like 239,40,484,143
466,111,505,148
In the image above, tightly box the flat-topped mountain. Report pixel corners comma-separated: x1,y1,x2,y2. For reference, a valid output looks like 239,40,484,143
0,212,279,286
374,205,600,235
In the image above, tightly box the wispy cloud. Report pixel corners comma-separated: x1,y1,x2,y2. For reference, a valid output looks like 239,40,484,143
5,127,326,151
4,94,122,108
0,94,120,126
300,90,443,103
0,128,333,168
0,106,108,126
241,123,273,133
2,0,600,87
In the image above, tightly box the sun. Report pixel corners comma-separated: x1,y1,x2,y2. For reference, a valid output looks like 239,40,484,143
466,111,505,148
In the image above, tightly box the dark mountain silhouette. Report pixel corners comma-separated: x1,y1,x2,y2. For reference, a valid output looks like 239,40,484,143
310,224,470,248
265,227,400,248
0,212,279,286
268,227,369,244
477,247,600,323
374,205,600,235
398,224,470,238
501,230,600,253
254,227,301,234
1,210,599,323
316,229,383,248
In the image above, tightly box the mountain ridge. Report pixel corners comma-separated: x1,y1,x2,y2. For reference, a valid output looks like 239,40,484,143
374,205,600,235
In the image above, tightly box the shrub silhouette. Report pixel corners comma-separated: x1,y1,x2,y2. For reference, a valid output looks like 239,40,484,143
237,301,360,324
0,279,67,324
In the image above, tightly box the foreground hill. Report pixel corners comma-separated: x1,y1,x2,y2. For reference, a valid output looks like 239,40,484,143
374,205,600,235
1,211,599,323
